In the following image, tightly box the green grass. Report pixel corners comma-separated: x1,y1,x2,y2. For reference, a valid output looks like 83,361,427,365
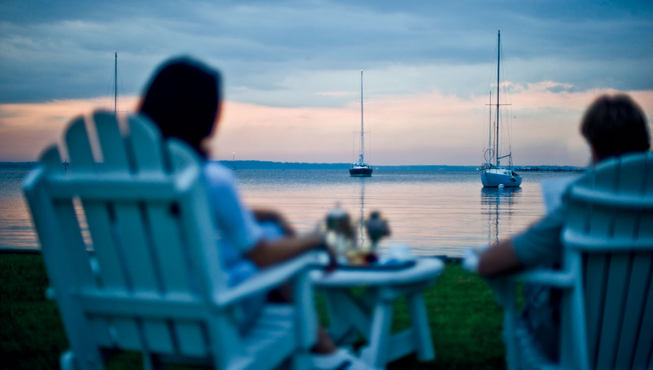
0,253,505,369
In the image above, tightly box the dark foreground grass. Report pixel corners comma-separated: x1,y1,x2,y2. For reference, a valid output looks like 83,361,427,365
0,253,505,369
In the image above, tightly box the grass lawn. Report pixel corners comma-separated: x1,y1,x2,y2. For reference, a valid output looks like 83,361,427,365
0,253,506,369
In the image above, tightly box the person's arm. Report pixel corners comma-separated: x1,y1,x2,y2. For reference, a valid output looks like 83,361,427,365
478,206,566,277
477,238,522,277
246,233,324,267
251,207,296,236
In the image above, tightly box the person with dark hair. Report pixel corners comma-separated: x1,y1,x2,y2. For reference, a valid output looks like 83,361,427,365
139,57,370,369
474,94,650,360
140,57,220,159
580,94,650,162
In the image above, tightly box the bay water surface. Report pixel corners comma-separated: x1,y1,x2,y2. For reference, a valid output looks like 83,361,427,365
0,164,575,257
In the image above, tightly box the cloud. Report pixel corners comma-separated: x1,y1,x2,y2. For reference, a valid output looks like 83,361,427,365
1,83,652,164
316,91,357,97
530,81,574,91
0,0,652,104
209,85,653,165
0,96,139,161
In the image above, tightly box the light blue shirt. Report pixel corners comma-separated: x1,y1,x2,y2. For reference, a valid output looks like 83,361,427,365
203,162,266,330
204,162,262,267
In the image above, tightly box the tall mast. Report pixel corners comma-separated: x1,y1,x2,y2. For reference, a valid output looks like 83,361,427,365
114,52,118,114
360,69,365,163
488,91,492,165
495,30,500,166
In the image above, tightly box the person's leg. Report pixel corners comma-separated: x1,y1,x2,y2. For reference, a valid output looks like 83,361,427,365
314,327,338,354
267,283,337,354
258,220,369,367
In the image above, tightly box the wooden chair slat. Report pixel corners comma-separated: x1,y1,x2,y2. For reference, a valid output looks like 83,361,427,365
126,116,208,355
92,112,130,171
614,253,653,369
95,113,176,353
596,253,630,368
631,265,653,369
584,254,607,369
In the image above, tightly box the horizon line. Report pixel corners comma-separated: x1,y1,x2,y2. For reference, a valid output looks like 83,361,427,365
0,160,586,168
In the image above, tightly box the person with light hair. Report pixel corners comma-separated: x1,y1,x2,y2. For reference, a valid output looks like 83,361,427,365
476,93,650,361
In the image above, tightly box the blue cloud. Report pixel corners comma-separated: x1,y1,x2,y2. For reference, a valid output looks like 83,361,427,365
0,0,652,104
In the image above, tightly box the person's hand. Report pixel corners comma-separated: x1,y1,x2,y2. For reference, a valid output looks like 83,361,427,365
252,208,296,236
311,223,337,273
275,214,296,237
462,248,481,273
462,245,489,273
322,245,338,273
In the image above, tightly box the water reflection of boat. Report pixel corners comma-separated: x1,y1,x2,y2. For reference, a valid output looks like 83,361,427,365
480,187,521,244
481,186,522,198
356,178,367,247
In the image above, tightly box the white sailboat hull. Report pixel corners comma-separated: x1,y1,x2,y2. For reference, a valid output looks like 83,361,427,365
481,167,522,187
349,164,373,177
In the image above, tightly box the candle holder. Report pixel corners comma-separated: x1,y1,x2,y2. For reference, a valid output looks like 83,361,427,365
365,211,391,251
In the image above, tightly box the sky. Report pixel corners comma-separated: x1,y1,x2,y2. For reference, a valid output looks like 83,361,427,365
1,0,652,165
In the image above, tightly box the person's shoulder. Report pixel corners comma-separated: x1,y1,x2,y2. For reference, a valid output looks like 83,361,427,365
203,161,236,187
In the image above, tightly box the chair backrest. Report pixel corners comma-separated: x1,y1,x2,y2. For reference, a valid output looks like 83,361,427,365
561,151,653,370
23,111,235,365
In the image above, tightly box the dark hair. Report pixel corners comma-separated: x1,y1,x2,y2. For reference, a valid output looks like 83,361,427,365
139,57,222,158
580,94,650,161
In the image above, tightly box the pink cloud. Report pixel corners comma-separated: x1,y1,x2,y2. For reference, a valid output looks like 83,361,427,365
315,91,357,97
0,96,139,161
213,86,653,165
1,86,651,165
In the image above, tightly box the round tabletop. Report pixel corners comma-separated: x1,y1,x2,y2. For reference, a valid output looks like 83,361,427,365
310,257,444,287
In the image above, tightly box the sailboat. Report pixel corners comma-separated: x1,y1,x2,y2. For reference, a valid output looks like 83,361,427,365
480,30,522,188
349,70,373,177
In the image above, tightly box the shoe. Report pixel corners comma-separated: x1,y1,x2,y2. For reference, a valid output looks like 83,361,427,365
310,348,373,369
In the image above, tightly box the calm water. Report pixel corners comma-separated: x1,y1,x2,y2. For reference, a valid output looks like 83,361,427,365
0,165,574,257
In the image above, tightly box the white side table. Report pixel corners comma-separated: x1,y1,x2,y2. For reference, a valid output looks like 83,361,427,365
310,258,444,369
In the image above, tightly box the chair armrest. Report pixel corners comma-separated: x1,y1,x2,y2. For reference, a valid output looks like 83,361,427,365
216,251,320,306
462,245,575,288
488,269,575,308
514,270,575,288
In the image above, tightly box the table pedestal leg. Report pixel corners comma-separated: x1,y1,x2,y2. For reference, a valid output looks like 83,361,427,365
324,290,371,344
361,300,393,369
409,292,435,361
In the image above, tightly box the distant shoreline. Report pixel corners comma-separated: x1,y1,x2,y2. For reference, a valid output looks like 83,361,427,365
511,165,585,172
0,160,586,172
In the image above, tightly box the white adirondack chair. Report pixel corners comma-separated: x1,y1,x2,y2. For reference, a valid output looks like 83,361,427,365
491,151,653,370
23,111,318,370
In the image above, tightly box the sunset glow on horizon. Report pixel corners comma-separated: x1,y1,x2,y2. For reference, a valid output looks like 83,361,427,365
2,85,651,165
